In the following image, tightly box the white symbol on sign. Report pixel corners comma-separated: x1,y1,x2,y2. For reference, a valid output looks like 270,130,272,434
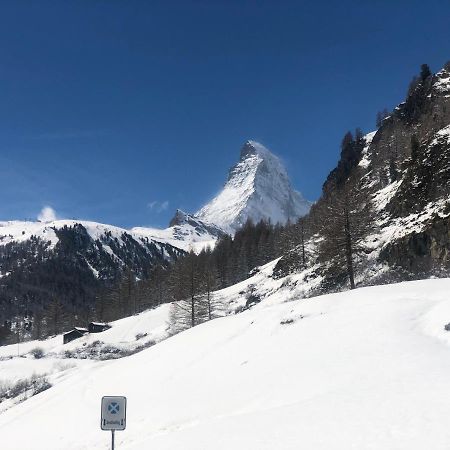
108,402,120,414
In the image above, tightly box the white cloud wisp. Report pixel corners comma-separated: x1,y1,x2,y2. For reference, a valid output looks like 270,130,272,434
37,206,57,222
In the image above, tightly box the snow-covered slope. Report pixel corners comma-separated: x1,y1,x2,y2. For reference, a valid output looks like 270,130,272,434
0,303,173,415
195,140,311,233
0,219,181,277
0,215,219,269
0,303,172,362
0,219,173,254
132,210,224,253
2,277,450,449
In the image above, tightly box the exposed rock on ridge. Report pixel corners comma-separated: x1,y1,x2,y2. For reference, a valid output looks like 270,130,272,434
195,140,311,233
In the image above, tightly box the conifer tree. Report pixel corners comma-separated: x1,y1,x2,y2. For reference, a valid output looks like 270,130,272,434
297,216,309,269
389,155,398,182
420,63,431,82
411,135,420,161
318,183,374,290
199,250,220,320
168,250,204,330
44,296,68,336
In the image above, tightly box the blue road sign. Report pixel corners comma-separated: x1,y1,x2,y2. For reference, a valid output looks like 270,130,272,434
101,396,127,431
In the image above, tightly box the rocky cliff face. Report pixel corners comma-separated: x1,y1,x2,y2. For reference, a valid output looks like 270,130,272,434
168,210,225,237
132,210,225,253
275,62,450,289
195,140,311,233
368,65,450,274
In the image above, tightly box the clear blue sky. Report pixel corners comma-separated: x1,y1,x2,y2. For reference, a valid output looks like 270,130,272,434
1,0,449,228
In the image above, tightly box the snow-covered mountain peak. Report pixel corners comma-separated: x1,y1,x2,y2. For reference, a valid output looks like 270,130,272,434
195,140,311,233
239,140,272,159
132,210,224,254
169,209,196,227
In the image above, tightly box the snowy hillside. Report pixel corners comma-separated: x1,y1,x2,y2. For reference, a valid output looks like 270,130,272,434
0,303,173,415
195,140,311,233
0,219,179,261
2,276,450,449
0,215,219,270
0,303,172,362
132,210,224,253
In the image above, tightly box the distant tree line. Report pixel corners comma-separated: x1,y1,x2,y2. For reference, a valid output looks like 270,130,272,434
0,224,178,344
95,218,310,333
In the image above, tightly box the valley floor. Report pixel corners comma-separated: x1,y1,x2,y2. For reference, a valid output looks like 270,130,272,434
1,278,450,449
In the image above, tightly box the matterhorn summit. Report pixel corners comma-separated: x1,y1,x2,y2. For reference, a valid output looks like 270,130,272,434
195,140,311,233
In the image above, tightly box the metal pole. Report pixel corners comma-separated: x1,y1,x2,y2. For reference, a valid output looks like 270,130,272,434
17,323,20,357
111,429,115,450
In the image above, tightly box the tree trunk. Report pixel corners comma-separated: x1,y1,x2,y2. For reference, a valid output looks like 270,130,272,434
300,221,306,268
207,289,212,320
190,265,195,327
344,207,355,289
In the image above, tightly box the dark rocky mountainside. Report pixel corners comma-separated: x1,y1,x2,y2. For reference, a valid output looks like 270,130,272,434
169,209,225,239
275,62,450,290
0,221,183,340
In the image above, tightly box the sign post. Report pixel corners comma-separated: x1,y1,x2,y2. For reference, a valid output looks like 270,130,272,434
101,396,127,450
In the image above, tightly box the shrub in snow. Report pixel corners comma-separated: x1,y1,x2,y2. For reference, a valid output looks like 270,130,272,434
244,284,262,310
135,332,148,341
281,276,299,290
32,376,52,395
280,318,295,325
444,323,450,331
245,293,261,309
0,374,52,403
60,339,156,361
30,347,45,359
64,349,74,358
280,314,304,325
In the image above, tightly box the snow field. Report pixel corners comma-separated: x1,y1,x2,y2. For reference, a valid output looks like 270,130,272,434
1,279,450,449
